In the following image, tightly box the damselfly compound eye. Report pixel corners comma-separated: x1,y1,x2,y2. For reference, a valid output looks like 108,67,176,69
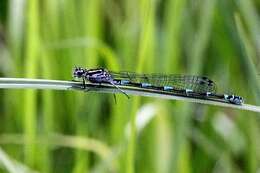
73,67,86,78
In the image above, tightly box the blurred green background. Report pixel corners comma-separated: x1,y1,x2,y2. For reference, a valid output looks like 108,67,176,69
0,0,260,172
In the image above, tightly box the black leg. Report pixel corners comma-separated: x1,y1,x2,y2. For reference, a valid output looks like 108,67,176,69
109,81,130,99
82,78,86,89
113,94,117,104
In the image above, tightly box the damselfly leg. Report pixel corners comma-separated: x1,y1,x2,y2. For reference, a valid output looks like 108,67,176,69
109,80,130,99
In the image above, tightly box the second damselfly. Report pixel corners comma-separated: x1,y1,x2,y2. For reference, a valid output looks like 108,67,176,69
72,67,243,105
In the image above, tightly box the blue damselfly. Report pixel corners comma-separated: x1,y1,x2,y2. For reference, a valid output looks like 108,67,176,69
72,67,243,105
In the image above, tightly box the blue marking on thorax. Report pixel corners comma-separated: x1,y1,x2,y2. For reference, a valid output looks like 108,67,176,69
141,83,152,87
163,86,173,90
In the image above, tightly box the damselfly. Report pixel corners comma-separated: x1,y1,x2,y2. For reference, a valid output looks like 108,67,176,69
72,67,244,105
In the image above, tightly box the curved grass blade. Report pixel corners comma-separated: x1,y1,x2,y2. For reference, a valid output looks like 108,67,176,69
0,78,258,112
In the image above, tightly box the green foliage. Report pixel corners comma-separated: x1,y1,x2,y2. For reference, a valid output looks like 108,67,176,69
0,0,260,172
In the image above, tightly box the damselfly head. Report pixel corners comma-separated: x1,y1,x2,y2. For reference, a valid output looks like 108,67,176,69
73,67,86,78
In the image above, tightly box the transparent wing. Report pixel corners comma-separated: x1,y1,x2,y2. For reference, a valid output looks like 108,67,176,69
110,71,217,93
